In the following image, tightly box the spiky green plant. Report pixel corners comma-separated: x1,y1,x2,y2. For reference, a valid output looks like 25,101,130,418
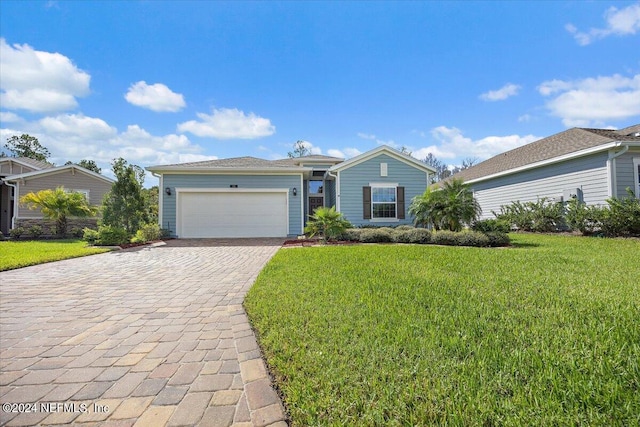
20,187,97,237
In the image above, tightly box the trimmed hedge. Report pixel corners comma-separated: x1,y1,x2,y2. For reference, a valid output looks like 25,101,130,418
340,226,509,247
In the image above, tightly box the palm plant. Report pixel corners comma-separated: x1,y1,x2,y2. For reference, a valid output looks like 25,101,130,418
409,179,481,231
304,206,351,242
20,187,98,237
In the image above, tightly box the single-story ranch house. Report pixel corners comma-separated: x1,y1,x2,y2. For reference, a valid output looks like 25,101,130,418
447,124,640,219
147,145,436,238
0,157,114,236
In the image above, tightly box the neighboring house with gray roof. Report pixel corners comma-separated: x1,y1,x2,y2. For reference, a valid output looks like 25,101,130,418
446,124,640,219
147,146,436,238
0,157,114,236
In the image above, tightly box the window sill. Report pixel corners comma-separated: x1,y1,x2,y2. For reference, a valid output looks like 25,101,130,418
369,218,400,222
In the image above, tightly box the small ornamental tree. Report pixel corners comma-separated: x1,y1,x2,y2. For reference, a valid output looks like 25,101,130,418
409,179,481,231
20,187,97,237
101,158,148,234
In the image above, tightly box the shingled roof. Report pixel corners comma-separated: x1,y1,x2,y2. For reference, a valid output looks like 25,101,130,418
447,125,640,184
147,154,343,171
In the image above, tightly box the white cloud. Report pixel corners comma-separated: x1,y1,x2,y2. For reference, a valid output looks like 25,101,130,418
538,74,640,127
566,2,640,45
1,113,214,181
39,114,116,139
357,132,376,140
518,114,532,123
326,147,361,159
0,38,90,113
0,111,22,123
124,81,186,112
421,126,540,161
177,108,275,139
479,83,521,101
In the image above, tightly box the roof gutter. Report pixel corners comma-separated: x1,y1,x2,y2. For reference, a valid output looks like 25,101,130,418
466,141,640,185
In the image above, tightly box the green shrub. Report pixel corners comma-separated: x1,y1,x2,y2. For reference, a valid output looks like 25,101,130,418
305,206,351,241
456,231,491,247
565,199,604,234
160,228,172,239
358,228,394,243
392,227,432,244
394,225,414,231
94,225,130,246
131,223,162,243
9,227,25,239
431,230,458,246
494,198,564,232
338,228,363,241
82,227,99,244
69,227,85,238
485,232,511,247
601,189,640,237
28,225,44,239
472,219,510,233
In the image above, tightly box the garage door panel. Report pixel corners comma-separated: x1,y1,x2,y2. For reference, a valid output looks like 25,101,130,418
179,191,288,238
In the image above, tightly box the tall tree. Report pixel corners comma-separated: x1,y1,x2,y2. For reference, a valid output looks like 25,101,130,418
65,159,102,174
142,186,159,225
4,134,51,162
101,158,148,234
20,187,97,237
288,140,311,158
450,157,479,175
422,153,451,183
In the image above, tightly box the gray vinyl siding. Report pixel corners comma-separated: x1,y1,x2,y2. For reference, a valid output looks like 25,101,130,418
614,149,640,197
162,174,302,237
325,180,336,208
471,152,610,219
338,154,429,226
0,161,38,177
17,170,112,218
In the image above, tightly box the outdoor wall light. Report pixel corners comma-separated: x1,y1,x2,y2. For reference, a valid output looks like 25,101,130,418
165,187,172,196
293,187,297,196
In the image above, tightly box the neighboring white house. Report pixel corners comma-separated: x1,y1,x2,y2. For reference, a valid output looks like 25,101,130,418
446,125,640,219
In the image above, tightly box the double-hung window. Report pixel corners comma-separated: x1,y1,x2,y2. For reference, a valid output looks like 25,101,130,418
371,186,396,219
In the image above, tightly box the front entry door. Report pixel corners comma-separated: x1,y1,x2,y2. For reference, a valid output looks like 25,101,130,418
309,196,324,215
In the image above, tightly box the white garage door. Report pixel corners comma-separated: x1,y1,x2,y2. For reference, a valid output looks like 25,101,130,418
178,191,288,238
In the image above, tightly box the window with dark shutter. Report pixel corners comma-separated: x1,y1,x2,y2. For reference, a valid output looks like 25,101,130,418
397,186,405,219
363,186,371,219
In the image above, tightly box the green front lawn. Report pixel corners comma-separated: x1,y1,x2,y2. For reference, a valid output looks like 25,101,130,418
245,234,640,426
0,239,110,271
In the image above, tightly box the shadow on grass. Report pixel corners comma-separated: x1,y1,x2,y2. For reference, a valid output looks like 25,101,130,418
510,241,541,248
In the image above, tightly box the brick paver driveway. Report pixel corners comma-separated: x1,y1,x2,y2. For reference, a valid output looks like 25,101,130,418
0,239,287,427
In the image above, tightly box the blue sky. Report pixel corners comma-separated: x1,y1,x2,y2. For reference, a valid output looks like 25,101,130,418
1,1,639,186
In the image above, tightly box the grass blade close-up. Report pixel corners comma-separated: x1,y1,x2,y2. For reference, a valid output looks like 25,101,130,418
245,234,640,426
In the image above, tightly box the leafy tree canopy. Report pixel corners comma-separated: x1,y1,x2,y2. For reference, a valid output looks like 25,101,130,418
64,159,102,174
101,158,148,234
4,134,51,163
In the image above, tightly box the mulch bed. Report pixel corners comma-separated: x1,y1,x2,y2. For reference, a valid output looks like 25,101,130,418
282,238,359,247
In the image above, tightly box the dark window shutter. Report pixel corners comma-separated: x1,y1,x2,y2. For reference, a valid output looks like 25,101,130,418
363,186,371,219
397,186,405,219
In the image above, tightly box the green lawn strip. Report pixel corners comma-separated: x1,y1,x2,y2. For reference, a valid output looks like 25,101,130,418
245,234,640,426
0,240,111,271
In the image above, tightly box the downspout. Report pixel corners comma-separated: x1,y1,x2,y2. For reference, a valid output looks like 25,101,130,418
4,180,18,230
326,170,339,211
608,144,629,198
